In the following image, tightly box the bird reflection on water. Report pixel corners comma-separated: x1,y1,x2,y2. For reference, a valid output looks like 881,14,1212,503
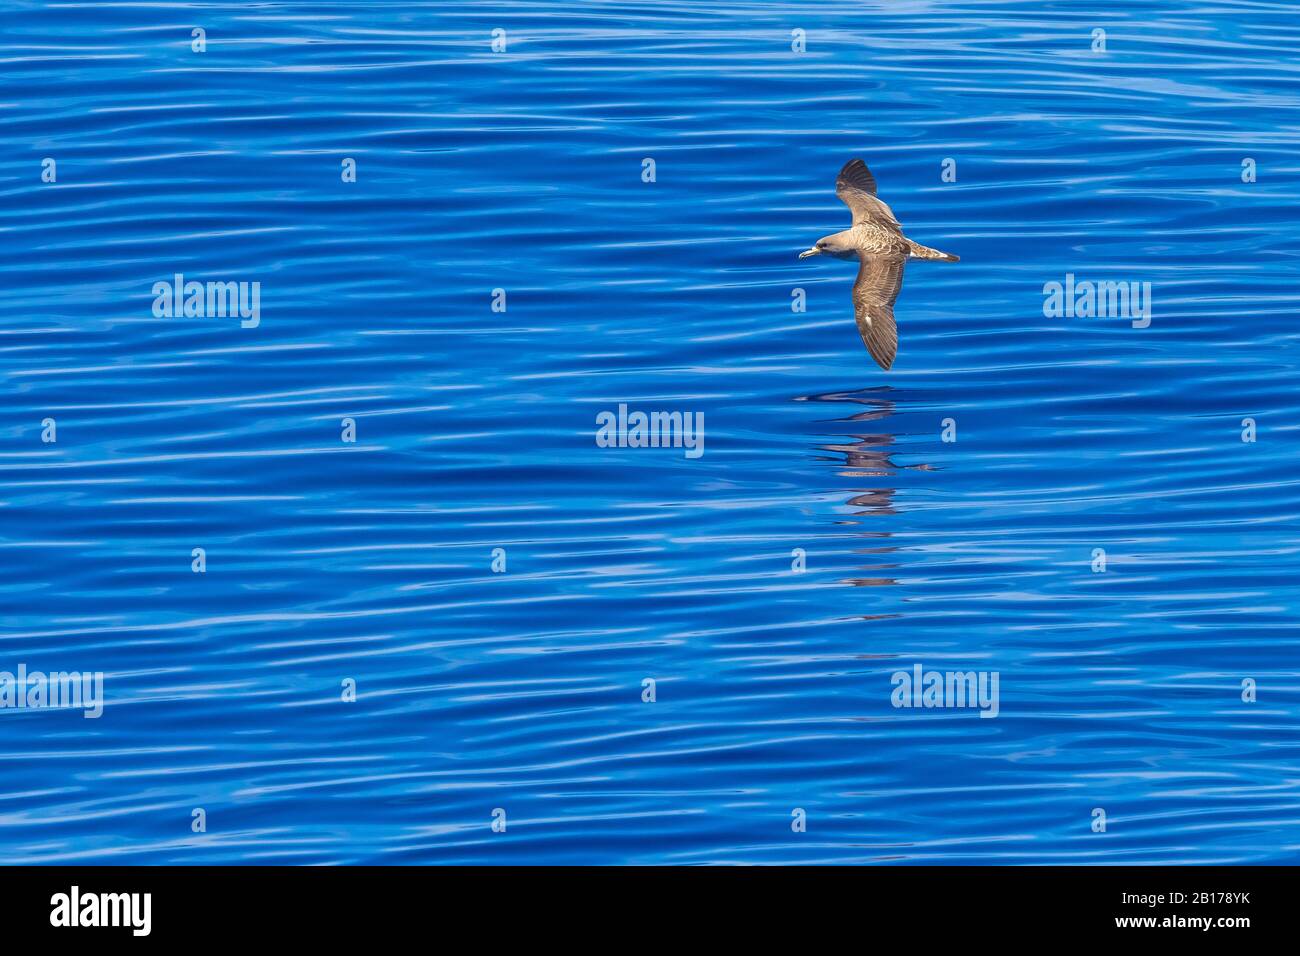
799,387,935,591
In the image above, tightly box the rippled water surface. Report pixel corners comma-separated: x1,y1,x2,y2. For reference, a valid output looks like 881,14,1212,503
2,1,1299,864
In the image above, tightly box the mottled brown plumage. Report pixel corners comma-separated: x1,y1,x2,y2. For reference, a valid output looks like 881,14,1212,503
799,158,958,370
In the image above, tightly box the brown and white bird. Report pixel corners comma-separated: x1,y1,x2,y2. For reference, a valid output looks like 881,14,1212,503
799,159,958,370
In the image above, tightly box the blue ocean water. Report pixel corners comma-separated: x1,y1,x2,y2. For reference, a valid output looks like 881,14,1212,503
1,0,1298,865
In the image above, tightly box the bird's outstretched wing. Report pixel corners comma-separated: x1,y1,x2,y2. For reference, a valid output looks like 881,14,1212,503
836,158,901,231
852,255,906,370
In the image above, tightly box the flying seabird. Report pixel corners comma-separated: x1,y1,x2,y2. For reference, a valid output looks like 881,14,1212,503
799,158,958,370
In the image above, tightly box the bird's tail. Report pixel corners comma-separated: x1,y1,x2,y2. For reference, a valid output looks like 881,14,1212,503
907,240,959,262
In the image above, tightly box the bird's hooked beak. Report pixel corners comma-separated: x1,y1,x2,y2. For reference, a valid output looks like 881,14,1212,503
798,246,821,259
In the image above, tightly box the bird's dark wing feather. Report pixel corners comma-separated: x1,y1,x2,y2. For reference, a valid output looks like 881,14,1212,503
837,157,878,196
852,255,906,370
836,158,901,230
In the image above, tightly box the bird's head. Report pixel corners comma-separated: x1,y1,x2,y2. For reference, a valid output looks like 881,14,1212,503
799,233,855,260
